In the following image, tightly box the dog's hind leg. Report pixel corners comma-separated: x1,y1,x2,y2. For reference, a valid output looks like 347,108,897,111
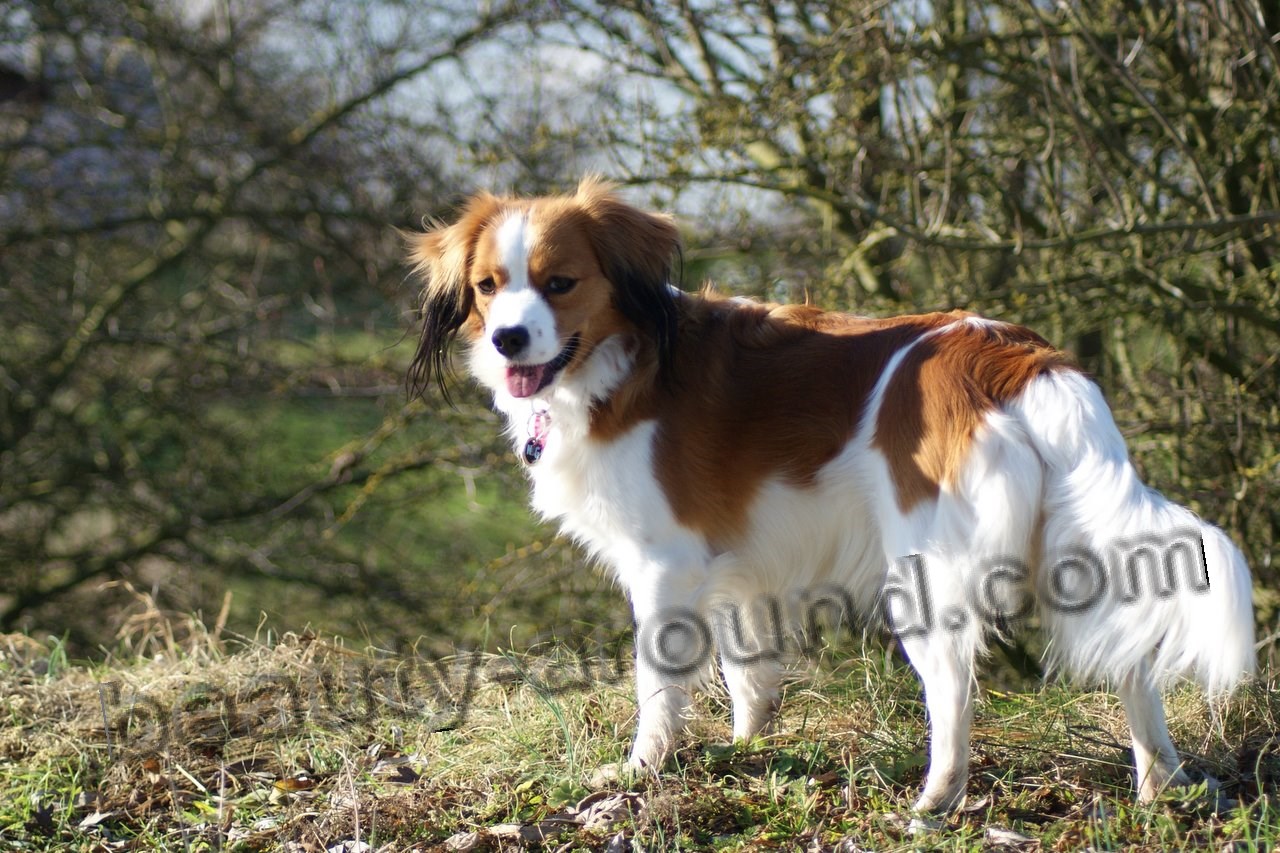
1117,661,1191,802
896,598,977,814
882,411,1042,813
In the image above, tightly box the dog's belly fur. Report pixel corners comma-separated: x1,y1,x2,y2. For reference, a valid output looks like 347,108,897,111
527,410,902,640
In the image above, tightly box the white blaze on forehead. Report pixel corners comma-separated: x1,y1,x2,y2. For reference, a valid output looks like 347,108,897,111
495,213,532,291
486,212,559,362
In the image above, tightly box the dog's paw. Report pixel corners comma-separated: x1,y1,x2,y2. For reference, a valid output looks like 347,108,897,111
1137,765,1193,804
1153,772,1238,814
586,759,646,789
911,785,967,816
906,814,943,835
882,811,944,836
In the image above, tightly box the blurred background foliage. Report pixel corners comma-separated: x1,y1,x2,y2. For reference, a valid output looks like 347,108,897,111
1,0,1277,662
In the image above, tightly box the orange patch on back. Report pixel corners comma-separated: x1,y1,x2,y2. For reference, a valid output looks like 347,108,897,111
873,318,1076,512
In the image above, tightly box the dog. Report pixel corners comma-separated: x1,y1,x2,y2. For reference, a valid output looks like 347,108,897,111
405,178,1255,812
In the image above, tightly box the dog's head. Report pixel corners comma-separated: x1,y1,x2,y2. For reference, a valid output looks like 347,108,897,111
406,177,681,403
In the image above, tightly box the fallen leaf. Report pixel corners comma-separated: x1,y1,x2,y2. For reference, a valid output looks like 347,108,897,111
77,810,120,829
985,824,1034,847
444,831,481,851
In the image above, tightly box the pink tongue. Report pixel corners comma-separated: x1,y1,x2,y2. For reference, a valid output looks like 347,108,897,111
506,364,548,398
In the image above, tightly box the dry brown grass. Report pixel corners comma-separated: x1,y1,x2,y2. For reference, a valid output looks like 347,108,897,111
2,592,1278,851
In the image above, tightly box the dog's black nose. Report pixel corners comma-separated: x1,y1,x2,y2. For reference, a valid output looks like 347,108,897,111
492,325,530,358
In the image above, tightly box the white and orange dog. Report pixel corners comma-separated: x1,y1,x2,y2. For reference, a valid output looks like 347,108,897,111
407,179,1254,811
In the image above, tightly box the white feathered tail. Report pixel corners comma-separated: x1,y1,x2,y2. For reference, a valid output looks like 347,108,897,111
1012,370,1255,693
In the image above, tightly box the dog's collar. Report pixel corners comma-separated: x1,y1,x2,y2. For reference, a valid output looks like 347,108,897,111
522,407,551,465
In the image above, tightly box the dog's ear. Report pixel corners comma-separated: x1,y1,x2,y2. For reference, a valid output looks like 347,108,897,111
575,177,682,382
404,193,502,402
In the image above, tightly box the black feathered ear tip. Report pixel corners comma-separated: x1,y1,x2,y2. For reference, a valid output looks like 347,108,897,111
403,191,505,405
641,245,683,387
407,284,472,406
402,224,475,407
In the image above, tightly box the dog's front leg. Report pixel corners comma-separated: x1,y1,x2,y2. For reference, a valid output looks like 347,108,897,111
625,604,710,772
617,566,714,774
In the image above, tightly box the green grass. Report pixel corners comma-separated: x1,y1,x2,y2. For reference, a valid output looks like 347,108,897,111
2,624,1277,851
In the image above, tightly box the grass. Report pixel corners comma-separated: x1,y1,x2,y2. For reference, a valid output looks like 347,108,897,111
2,598,1279,852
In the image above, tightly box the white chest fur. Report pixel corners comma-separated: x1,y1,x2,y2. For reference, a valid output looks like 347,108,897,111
484,337,712,584
521,417,710,585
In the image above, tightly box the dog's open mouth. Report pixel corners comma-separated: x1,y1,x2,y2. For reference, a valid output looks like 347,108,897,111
504,334,580,398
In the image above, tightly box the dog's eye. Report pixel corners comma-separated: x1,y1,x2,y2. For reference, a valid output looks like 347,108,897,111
475,278,496,296
547,276,577,295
